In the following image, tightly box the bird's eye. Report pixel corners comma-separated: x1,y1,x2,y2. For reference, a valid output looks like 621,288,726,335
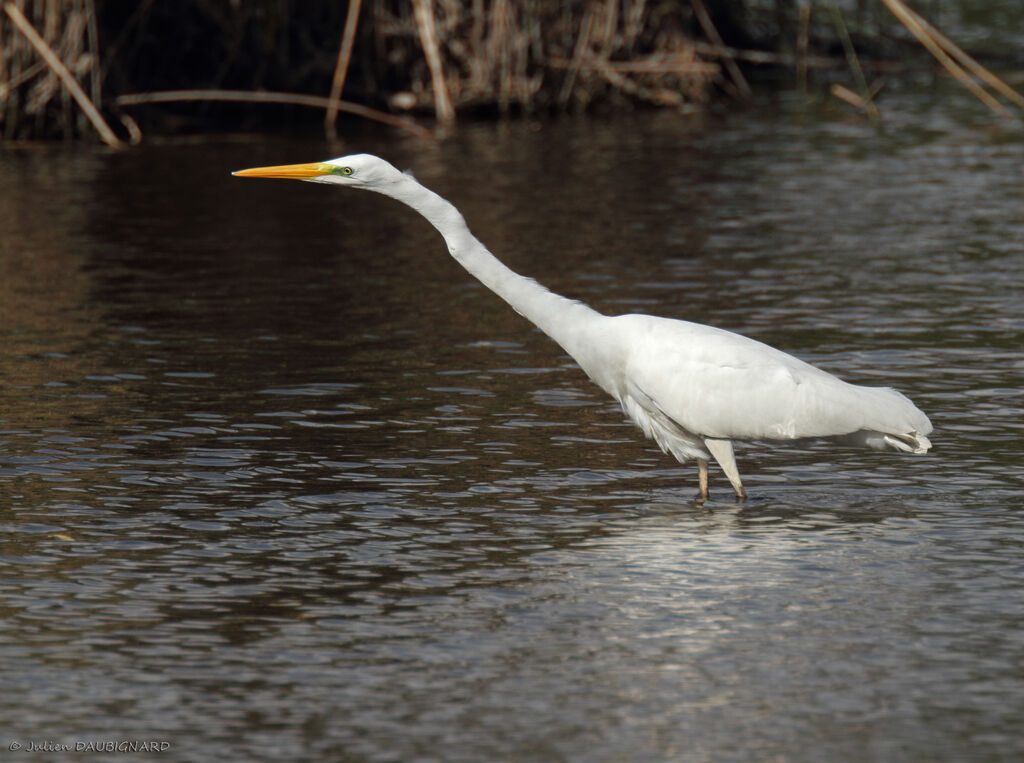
340,167,353,176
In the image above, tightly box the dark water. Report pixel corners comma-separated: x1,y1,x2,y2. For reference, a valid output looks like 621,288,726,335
2,88,1023,760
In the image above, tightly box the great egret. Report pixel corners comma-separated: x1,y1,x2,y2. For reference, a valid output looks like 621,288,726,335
234,154,932,501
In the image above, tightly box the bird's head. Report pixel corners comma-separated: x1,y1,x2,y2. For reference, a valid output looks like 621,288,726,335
233,153,404,191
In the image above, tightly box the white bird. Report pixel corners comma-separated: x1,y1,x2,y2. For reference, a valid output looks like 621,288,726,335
234,154,932,501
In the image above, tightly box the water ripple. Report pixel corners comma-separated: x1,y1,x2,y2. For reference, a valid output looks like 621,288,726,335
2,99,1024,761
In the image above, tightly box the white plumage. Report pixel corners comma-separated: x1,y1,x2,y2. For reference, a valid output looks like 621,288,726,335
234,154,933,501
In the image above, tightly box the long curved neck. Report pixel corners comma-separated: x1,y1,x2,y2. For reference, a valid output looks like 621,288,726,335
382,173,603,359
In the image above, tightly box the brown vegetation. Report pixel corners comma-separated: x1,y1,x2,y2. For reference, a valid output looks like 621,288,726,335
0,0,1020,144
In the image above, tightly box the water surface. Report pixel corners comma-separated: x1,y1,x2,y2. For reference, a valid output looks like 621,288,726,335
2,89,1023,760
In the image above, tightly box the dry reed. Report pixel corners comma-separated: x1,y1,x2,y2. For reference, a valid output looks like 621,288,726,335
879,0,1023,116
1,0,1021,143
1,0,105,140
372,0,715,116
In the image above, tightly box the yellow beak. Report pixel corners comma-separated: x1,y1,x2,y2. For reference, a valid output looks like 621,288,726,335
232,162,331,179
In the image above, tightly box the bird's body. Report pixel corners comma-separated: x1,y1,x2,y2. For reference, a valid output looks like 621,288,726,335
234,154,932,500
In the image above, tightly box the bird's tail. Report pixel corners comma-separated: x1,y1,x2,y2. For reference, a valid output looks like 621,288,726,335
844,429,932,454
882,431,931,453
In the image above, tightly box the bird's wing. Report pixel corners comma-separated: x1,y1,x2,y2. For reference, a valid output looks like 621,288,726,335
619,379,711,462
615,314,931,442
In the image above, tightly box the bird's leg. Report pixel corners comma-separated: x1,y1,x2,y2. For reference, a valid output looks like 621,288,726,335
697,458,709,502
704,438,746,502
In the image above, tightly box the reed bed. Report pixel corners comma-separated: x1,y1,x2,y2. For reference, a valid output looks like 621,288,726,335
1,0,108,141
1,0,1020,144
376,0,718,117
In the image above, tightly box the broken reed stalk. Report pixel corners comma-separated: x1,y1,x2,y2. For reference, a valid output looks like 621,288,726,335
115,89,431,139
831,83,874,112
564,59,719,74
558,6,595,107
84,0,100,106
596,63,683,106
888,0,1024,110
691,41,901,72
410,0,455,123
879,0,1010,115
118,111,142,144
489,0,520,114
828,1,879,121
796,3,811,95
0,61,47,98
691,0,751,100
4,1,123,146
325,0,363,135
